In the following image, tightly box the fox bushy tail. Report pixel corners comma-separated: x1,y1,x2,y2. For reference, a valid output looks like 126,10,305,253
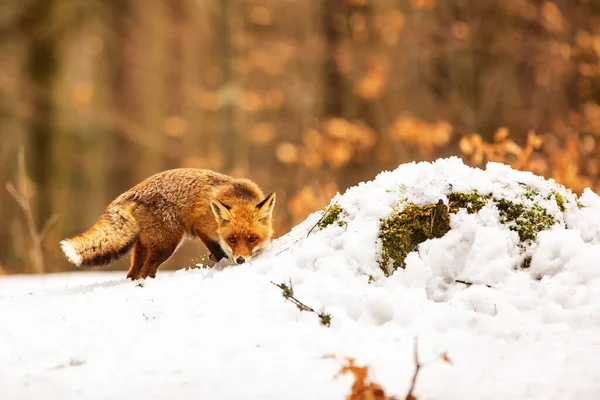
60,204,139,268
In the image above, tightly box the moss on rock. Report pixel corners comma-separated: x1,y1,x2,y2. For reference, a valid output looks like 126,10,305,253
378,200,450,275
377,187,564,275
494,198,555,243
317,204,345,229
550,191,566,212
448,191,491,214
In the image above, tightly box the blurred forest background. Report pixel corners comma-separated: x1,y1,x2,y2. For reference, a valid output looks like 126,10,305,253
1,0,600,275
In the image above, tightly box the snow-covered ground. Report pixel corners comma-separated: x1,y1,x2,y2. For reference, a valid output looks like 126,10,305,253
3,157,600,400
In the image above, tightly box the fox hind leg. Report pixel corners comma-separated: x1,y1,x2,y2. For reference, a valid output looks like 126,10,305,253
126,242,147,280
138,240,180,279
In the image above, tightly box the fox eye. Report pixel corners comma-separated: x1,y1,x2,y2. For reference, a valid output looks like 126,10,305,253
228,237,237,244
248,236,258,243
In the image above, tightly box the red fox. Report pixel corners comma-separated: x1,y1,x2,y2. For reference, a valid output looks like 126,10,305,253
60,168,276,280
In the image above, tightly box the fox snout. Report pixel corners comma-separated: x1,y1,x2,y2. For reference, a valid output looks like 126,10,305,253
236,257,246,264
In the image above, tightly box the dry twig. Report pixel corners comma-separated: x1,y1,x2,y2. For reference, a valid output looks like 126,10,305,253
306,204,334,237
5,147,57,274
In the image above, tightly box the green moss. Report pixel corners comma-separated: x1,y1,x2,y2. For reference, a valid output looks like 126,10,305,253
317,204,345,229
545,190,566,212
523,187,541,201
377,184,567,276
494,198,555,243
378,200,450,275
448,191,491,214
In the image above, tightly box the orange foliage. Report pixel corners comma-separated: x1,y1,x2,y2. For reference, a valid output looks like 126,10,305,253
459,128,598,193
354,56,389,100
389,114,453,156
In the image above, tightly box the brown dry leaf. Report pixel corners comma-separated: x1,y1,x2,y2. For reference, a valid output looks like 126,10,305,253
502,139,522,156
354,56,388,100
440,352,453,364
325,118,352,139
432,121,453,147
459,136,475,155
471,150,483,166
541,2,565,33
494,127,510,142
526,130,543,149
390,115,452,155
334,357,399,400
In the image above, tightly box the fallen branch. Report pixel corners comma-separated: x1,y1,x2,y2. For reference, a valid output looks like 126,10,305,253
272,279,332,327
455,279,492,288
404,337,421,400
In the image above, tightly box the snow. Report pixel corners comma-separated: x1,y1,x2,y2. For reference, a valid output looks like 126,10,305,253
3,157,600,399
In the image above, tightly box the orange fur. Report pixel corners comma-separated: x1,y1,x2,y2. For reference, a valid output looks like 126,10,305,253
60,169,275,279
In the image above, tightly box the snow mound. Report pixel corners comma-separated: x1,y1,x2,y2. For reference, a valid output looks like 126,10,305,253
3,157,600,400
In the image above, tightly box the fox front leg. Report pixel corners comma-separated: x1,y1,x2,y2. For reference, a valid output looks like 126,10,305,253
199,236,228,263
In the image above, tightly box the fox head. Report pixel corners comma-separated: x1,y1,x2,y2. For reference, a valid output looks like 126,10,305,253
211,192,276,264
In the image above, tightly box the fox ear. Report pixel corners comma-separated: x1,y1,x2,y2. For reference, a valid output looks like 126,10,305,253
211,199,232,223
255,192,276,221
